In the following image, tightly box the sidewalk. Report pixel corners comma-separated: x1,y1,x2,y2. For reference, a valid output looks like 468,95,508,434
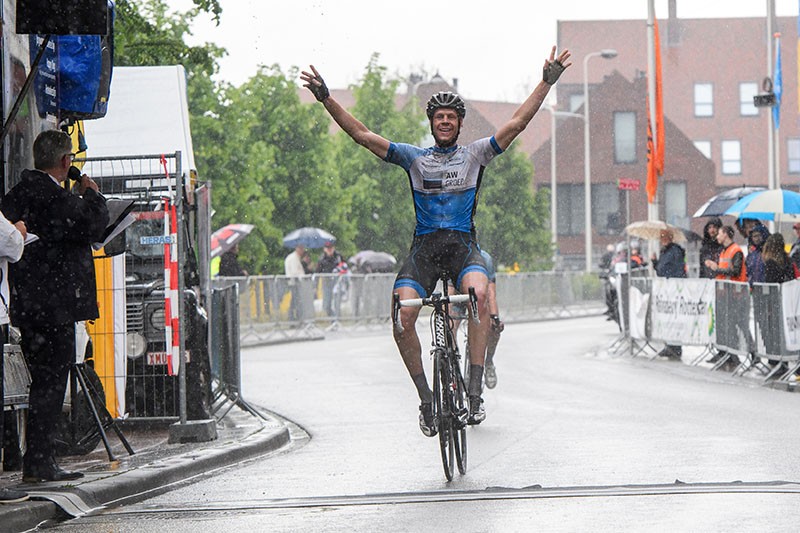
0,403,290,532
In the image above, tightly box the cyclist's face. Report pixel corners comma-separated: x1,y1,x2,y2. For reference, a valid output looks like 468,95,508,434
430,108,461,147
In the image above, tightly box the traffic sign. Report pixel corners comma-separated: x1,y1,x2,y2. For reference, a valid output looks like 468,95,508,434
618,178,640,191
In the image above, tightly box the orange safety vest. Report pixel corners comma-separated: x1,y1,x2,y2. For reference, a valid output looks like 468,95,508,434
716,242,747,282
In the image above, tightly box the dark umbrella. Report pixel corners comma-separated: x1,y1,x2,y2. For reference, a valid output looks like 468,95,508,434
211,223,254,259
282,227,336,249
693,186,766,217
348,250,397,273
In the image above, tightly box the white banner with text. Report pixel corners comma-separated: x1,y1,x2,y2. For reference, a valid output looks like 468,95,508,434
650,278,715,345
781,279,800,350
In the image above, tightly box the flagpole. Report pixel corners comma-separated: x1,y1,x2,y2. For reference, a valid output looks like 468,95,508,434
774,32,782,190
767,0,776,191
647,0,658,224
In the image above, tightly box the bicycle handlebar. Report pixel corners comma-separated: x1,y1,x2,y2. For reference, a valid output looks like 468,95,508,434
392,290,477,334
399,293,471,308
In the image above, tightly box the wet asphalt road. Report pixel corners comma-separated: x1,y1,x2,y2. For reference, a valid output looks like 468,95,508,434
48,316,800,531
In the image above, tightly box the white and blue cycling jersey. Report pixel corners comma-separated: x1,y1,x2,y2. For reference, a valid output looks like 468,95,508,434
384,137,503,235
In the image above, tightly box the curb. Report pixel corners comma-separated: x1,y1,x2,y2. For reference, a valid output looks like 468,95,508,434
4,420,290,532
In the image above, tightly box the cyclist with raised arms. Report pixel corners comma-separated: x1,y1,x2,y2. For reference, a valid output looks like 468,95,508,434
301,46,571,436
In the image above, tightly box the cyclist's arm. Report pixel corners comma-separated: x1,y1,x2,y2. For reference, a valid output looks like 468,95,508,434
301,65,389,159
495,46,571,151
322,96,390,159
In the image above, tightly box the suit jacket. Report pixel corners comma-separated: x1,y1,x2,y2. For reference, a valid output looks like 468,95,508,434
0,169,109,326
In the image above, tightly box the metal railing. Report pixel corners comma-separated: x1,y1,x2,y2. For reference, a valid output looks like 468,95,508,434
609,274,800,385
214,270,606,346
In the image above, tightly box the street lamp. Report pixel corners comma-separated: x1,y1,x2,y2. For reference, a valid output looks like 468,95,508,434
544,104,582,266
583,48,617,272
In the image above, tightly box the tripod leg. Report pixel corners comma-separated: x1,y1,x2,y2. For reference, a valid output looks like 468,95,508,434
73,364,117,461
75,364,135,456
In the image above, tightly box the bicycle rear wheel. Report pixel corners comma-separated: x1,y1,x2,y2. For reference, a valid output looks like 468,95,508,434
452,354,468,475
434,348,455,481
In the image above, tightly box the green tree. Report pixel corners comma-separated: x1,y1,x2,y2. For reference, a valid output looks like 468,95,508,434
332,55,426,261
474,144,552,270
114,0,224,77
206,66,347,273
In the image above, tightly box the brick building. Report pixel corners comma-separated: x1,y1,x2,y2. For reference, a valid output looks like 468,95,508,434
531,71,715,269
556,9,797,194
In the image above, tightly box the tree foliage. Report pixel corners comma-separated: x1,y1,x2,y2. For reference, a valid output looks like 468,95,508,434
332,55,426,262
474,145,552,270
114,0,224,77
111,3,552,273
205,66,347,273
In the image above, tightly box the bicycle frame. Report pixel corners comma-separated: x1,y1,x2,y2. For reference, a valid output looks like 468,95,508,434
392,278,477,480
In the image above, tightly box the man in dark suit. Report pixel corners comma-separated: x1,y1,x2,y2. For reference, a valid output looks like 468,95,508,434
1,130,108,483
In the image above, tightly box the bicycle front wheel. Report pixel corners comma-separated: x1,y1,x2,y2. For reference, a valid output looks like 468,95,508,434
452,353,468,475
435,348,455,481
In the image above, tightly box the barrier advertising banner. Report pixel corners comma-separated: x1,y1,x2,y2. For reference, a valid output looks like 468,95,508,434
628,284,649,340
651,278,715,345
781,279,800,350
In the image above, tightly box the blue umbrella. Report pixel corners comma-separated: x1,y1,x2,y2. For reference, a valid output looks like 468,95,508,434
723,188,800,221
282,227,336,248
692,186,765,217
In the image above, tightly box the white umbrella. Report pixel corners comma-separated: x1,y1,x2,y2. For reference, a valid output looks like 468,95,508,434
625,220,687,243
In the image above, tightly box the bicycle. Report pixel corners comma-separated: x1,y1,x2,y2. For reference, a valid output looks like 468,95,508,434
393,279,477,481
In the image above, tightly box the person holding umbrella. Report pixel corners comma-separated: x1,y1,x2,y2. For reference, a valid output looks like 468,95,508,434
301,46,571,434
652,229,686,361
219,243,247,277
698,218,723,279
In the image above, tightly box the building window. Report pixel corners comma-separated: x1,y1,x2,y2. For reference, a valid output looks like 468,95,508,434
788,138,800,174
556,183,584,236
693,140,711,159
664,182,688,229
739,82,759,116
613,111,636,163
592,183,622,235
694,83,713,117
721,140,742,175
569,93,584,114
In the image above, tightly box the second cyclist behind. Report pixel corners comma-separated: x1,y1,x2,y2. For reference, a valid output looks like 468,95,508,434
301,46,571,436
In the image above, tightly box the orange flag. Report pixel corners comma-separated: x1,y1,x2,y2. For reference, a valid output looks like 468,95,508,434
646,18,664,204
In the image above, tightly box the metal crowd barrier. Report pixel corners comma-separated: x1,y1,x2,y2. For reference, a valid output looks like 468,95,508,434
610,274,800,385
214,270,605,346
714,281,752,358
751,283,800,380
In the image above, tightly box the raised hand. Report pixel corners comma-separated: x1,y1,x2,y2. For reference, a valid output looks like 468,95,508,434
300,65,330,102
542,46,572,85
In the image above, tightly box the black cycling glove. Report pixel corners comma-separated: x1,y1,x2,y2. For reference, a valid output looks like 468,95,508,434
543,60,566,85
307,72,330,102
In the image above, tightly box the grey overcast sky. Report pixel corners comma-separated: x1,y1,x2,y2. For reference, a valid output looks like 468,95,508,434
166,0,798,103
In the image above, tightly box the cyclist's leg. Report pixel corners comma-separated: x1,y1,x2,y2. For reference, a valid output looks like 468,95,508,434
460,270,489,367
393,286,426,392
394,237,439,435
485,280,500,366
460,270,489,424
